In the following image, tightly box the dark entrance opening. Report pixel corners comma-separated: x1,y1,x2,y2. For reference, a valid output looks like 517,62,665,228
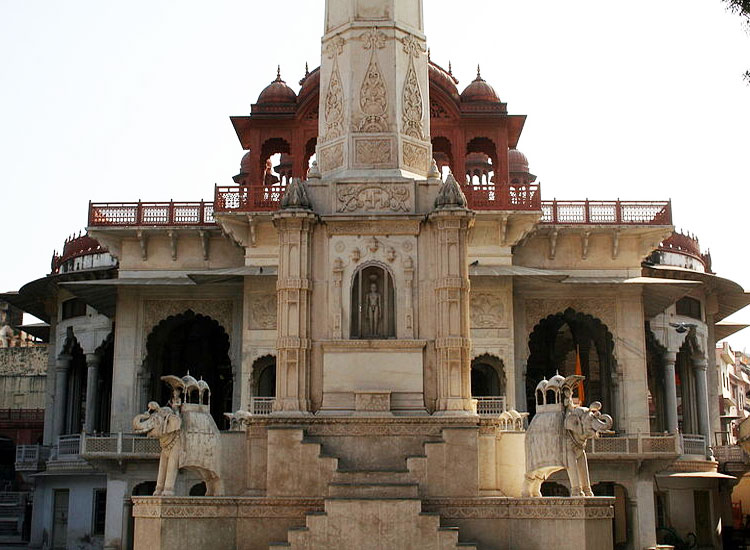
470,355,505,397
144,310,233,425
526,308,616,421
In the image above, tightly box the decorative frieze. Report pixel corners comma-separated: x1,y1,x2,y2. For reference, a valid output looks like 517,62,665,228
248,294,277,330
336,184,411,213
402,141,430,173
319,142,344,172
354,138,392,165
470,293,506,328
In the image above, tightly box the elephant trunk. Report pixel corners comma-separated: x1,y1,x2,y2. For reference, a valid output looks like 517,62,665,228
132,413,152,434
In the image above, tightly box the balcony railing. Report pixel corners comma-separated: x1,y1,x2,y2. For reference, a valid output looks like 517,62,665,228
680,434,707,456
250,397,275,416
14,445,50,472
215,184,287,213
475,397,507,416
50,434,82,461
463,182,541,211
0,409,44,423
88,201,215,227
541,200,672,225
80,433,161,459
585,433,680,457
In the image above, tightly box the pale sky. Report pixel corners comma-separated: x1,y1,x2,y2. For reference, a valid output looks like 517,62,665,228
1,1,749,345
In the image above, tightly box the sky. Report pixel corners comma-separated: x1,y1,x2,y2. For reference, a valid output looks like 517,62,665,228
1,0,749,344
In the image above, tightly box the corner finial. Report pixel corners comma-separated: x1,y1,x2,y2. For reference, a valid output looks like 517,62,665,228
434,171,468,210
427,48,431,62
281,178,313,211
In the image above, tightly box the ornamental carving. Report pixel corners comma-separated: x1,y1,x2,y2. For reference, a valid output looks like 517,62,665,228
402,142,430,173
430,100,450,119
524,298,616,337
248,294,277,330
324,36,346,59
336,185,410,213
142,300,233,356
357,28,389,133
326,220,422,236
323,57,344,142
319,142,344,172
470,293,506,328
355,138,392,165
400,34,426,58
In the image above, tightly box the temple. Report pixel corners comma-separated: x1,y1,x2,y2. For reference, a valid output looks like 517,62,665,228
3,1,750,549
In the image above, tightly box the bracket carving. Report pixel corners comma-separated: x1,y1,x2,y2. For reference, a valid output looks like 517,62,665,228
198,230,210,261
548,229,559,260
136,230,148,261
611,230,621,260
167,230,178,261
581,230,591,260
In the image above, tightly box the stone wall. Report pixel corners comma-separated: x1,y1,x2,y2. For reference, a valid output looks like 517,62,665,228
0,346,48,409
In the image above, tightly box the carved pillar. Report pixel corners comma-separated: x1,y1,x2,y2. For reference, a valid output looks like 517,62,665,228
663,351,679,434
693,356,711,456
273,211,316,414
429,209,475,414
53,354,72,437
332,257,344,339
84,352,101,434
403,256,415,338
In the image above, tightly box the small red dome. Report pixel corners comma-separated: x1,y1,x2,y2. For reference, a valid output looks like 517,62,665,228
257,67,297,105
508,148,529,173
299,66,320,101
240,151,253,174
461,67,500,103
428,61,460,102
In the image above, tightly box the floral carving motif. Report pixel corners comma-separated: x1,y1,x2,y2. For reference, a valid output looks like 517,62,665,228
248,294,277,330
323,57,344,142
430,99,449,119
359,27,387,50
324,36,346,59
402,57,424,139
400,34,426,58
402,142,430,173
319,143,344,172
336,185,410,213
355,139,392,165
356,28,388,133
470,293,506,328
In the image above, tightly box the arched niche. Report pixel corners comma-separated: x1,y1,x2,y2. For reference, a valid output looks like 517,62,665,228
251,355,276,397
471,354,506,397
526,308,616,420
350,263,395,339
593,482,630,549
143,310,233,425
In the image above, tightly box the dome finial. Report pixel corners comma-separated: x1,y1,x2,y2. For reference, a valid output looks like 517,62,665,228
476,64,482,80
276,65,282,82
427,48,431,62
304,62,309,76
448,61,453,75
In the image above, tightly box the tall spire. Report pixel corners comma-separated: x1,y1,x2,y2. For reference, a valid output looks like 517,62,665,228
318,0,432,179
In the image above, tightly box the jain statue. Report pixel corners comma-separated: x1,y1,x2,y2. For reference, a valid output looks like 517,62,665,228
522,374,613,497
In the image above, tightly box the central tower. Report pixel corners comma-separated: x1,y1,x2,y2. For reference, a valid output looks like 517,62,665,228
317,0,432,179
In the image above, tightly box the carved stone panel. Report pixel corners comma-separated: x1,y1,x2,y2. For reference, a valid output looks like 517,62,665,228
319,142,344,172
336,184,412,213
354,138,392,166
248,294,277,330
402,141,430,173
470,293,506,328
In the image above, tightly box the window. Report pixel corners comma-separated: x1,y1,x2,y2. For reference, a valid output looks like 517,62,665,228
92,489,106,536
675,297,701,321
61,299,87,320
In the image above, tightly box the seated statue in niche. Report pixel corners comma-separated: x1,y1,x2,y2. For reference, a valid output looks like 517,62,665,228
366,275,382,338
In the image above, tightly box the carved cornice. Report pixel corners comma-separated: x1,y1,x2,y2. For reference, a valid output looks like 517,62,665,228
324,218,423,236
321,339,426,352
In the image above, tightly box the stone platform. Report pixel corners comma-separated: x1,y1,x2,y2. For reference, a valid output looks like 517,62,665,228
132,496,614,550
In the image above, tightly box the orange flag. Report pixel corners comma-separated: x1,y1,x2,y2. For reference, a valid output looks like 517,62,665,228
575,346,585,404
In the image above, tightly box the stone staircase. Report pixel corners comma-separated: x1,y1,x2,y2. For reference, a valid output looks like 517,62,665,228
269,499,477,550
268,431,477,550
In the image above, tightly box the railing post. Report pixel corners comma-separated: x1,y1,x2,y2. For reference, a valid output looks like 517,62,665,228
169,200,174,225
199,200,205,224
584,199,590,224
615,199,622,224
137,200,143,225
552,199,558,223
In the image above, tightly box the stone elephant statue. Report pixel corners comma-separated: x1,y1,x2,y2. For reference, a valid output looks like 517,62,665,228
133,375,224,496
522,374,613,497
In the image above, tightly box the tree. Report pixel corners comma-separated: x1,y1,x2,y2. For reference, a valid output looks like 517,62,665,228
723,0,750,81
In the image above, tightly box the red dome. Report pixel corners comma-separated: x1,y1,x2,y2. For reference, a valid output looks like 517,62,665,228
461,67,500,103
508,148,529,173
240,151,253,173
428,61,460,102
257,68,297,105
299,66,320,101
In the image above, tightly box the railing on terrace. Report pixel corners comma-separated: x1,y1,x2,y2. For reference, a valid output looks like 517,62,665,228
14,445,50,472
50,434,82,461
80,433,161,459
541,200,672,225
215,184,287,213
462,182,541,211
714,445,750,464
681,433,707,456
475,397,507,416
0,409,44,423
585,433,680,456
250,397,275,416
88,201,215,227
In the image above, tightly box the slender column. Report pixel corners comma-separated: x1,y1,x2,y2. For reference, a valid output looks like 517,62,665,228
53,354,72,438
429,209,475,414
84,352,101,434
693,357,711,456
273,211,316,414
663,351,679,434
